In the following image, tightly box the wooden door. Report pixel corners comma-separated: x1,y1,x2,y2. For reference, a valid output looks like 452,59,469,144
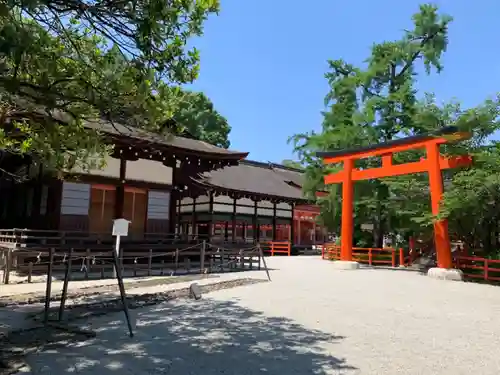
89,185,116,234
123,187,147,238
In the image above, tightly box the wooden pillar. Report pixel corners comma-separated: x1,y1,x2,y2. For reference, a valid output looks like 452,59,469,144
340,158,354,261
312,220,317,244
168,159,178,235
290,203,295,245
114,157,126,219
208,191,214,241
297,214,301,245
31,163,43,227
191,197,196,239
426,142,452,269
253,200,258,242
272,202,277,241
231,197,236,242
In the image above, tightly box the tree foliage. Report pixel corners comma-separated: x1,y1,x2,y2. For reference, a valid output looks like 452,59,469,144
281,159,303,170
0,0,220,174
173,91,231,148
290,4,500,254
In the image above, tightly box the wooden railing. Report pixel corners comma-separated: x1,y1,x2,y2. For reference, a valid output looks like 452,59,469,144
260,241,291,256
454,256,500,282
0,228,268,284
322,244,404,267
0,228,206,248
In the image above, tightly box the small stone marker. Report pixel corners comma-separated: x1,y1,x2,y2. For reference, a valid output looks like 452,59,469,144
189,283,202,300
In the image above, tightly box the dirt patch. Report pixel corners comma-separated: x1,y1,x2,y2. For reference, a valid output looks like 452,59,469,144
0,274,218,307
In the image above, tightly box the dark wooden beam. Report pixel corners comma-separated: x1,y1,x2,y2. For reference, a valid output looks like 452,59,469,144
272,202,277,241
253,200,258,242
114,157,126,219
231,197,236,243
208,191,214,241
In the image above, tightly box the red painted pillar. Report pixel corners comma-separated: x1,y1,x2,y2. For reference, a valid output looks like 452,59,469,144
340,158,354,261
426,142,452,269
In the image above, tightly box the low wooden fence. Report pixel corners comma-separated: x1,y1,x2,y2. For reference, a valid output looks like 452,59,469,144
260,241,291,256
0,240,264,284
322,244,404,267
453,256,500,282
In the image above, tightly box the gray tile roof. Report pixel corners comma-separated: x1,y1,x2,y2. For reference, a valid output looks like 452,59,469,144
193,160,308,201
85,119,248,158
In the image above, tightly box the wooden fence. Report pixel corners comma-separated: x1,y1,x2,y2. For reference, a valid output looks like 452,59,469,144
322,244,404,267
0,228,270,284
453,256,500,282
321,243,500,283
260,241,292,256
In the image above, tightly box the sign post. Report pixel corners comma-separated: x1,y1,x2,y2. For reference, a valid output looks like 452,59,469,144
112,218,134,337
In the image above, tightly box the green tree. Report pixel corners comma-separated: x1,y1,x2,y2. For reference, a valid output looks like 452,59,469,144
0,1,220,174
172,91,231,148
281,159,303,169
289,4,500,248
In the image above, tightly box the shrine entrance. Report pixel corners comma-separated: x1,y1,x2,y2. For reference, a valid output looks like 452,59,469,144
316,127,472,269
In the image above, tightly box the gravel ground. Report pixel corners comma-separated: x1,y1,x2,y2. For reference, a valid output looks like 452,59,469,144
8,256,500,375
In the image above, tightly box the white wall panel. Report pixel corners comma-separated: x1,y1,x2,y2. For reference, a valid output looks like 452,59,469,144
257,208,274,216
213,203,234,213
276,209,292,218
147,190,170,220
197,195,211,203
214,195,233,204
61,182,90,215
258,200,273,208
126,159,172,185
277,202,292,210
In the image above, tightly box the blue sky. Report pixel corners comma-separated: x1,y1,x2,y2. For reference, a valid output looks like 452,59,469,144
189,0,499,163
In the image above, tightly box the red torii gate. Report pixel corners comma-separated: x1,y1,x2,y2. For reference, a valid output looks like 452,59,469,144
316,127,472,269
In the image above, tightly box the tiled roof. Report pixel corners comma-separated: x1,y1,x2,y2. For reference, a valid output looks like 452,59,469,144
85,119,248,159
192,160,308,201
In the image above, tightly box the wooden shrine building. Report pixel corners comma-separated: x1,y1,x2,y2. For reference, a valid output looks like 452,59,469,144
0,120,326,248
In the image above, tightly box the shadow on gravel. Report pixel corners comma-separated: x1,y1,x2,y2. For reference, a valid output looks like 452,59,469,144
16,298,357,375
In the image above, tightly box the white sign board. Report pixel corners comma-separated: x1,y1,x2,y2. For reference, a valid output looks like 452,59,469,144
112,218,130,237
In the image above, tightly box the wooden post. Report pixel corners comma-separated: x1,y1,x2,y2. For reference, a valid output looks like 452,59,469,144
340,158,354,261
148,249,153,276
59,247,73,321
426,142,452,269
220,248,224,272
368,248,372,266
399,248,404,267
28,262,33,283
114,156,126,220
257,243,271,281
174,249,179,274
44,247,54,324
3,249,11,284
391,249,396,267
200,240,206,274
85,249,90,280
484,259,489,281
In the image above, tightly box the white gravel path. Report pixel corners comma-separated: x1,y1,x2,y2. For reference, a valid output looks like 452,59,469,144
12,256,500,375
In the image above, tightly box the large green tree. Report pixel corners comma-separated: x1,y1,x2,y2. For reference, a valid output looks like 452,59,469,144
0,0,220,173
290,4,500,251
172,91,231,148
